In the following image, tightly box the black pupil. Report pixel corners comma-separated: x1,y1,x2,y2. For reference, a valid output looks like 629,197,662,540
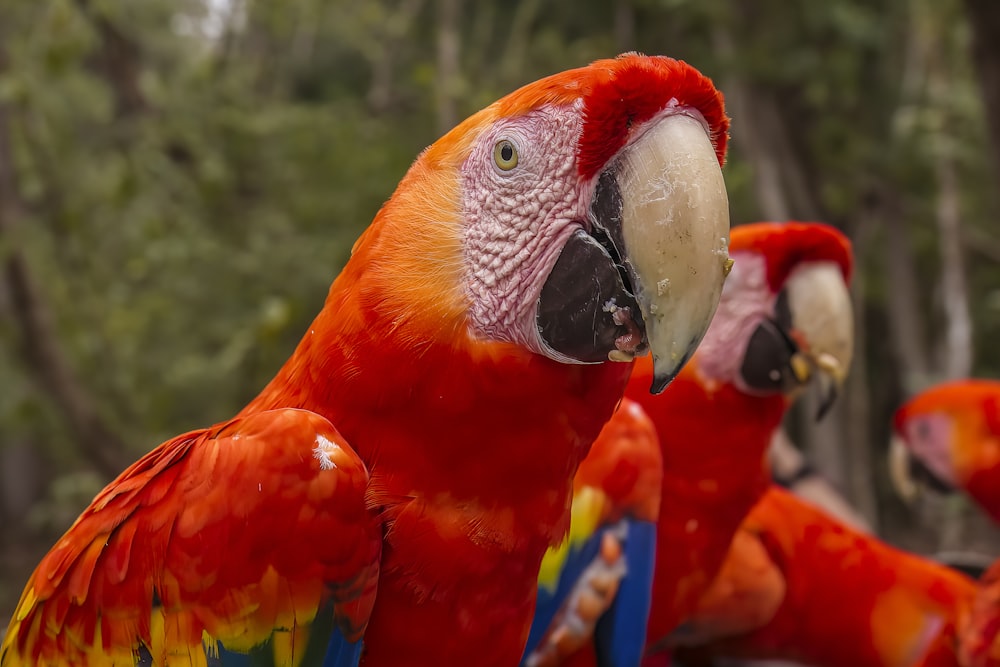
501,143,513,161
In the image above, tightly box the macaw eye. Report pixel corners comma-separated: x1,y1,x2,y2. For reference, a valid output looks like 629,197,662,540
493,139,519,171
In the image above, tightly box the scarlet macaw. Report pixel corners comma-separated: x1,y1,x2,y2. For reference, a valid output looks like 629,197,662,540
527,221,855,666
672,485,976,667
891,379,1000,523
1,54,733,667
892,379,1000,667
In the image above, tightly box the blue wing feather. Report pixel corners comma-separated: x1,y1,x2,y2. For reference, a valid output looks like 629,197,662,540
321,631,363,667
211,601,363,667
522,526,607,662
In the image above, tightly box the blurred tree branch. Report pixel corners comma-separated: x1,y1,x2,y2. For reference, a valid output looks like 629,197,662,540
963,0,1000,174
964,225,1000,263
497,0,541,86
367,0,428,114
884,198,932,392
0,56,129,479
70,0,148,118
434,0,461,133
924,5,973,379
614,0,636,53
931,132,973,379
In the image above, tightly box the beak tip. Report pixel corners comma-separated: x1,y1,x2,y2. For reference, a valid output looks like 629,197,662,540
650,373,673,395
649,348,696,395
811,355,846,421
814,388,838,421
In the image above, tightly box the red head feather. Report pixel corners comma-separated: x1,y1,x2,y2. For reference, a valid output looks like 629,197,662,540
493,53,729,181
894,380,1000,438
577,55,729,179
730,221,854,292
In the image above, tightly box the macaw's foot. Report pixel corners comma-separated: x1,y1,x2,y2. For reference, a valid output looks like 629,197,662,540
525,531,626,667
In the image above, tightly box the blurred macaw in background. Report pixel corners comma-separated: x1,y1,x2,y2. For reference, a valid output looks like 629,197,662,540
528,221,855,666
0,54,734,667
893,380,1000,667
671,485,977,667
892,380,1000,523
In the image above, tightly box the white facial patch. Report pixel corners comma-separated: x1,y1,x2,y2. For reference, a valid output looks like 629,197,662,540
694,252,774,386
313,434,340,471
907,414,958,487
462,102,591,353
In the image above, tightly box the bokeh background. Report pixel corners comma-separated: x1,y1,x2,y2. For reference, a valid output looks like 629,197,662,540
0,0,998,621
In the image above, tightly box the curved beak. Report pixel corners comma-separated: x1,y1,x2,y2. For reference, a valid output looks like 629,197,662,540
785,264,853,419
887,433,957,501
888,435,920,503
614,113,731,394
811,352,848,420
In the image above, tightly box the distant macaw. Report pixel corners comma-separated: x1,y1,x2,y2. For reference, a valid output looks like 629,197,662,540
893,379,1000,667
524,399,662,667
671,485,977,667
1,54,734,667
526,221,855,666
891,379,1000,523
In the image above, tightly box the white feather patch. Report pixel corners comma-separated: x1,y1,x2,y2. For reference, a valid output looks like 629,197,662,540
313,434,340,470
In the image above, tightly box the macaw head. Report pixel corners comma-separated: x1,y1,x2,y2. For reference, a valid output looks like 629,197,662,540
346,54,732,393
673,221,854,414
889,379,1000,518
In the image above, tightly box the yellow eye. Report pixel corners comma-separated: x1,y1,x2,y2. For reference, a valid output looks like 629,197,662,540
493,139,519,171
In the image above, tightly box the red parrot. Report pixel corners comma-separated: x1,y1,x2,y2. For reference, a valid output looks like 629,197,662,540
892,379,1000,667
891,379,1000,523
1,54,734,667
524,399,662,667
671,485,977,667
625,221,856,659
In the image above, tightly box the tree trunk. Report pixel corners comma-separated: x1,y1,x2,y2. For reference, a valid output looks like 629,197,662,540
434,0,461,134
614,0,635,53
70,0,148,118
0,56,129,479
931,135,973,379
497,0,542,87
884,206,932,392
712,25,791,222
963,0,1000,175
0,438,48,624
367,0,427,114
